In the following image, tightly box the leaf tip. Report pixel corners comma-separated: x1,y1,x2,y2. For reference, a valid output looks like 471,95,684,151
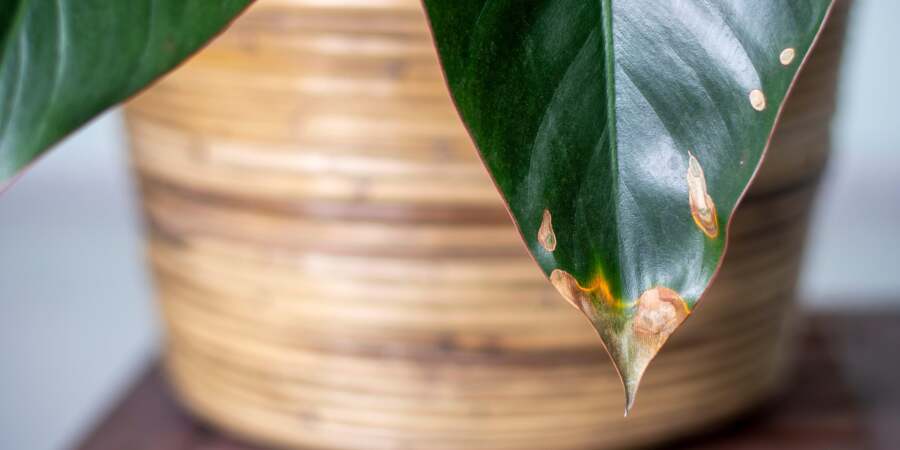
570,285,690,414
548,269,692,413
612,347,647,418
623,378,638,417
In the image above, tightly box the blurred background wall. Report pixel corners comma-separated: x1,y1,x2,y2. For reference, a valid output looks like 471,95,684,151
1,1,899,449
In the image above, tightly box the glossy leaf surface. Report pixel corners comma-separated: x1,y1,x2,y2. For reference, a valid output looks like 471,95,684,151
0,0,252,183
423,0,833,410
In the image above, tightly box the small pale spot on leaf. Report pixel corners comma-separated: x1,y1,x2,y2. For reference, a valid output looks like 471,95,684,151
780,47,796,65
749,89,766,111
538,209,557,252
687,152,719,239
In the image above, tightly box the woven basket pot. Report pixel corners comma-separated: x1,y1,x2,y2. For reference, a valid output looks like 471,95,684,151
125,1,850,449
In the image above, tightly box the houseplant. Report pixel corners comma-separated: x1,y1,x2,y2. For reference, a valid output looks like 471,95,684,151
1,0,850,448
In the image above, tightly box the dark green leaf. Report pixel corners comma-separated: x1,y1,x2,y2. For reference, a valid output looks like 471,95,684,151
423,0,833,410
0,0,252,183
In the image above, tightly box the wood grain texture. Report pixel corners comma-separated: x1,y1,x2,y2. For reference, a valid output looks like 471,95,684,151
77,311,900,450
124,1,851,449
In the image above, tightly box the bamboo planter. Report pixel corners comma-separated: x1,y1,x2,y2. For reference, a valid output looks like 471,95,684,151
125,1,850,449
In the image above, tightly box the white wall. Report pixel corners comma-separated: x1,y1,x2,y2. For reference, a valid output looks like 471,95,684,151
0,112,157,450
800,0,900,306
1,1,899,449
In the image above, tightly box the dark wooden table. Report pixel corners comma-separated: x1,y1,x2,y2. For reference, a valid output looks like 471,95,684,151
76,311,900,450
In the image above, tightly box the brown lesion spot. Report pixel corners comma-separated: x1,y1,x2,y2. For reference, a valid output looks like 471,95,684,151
550,269,587,312
632,287,689,338
549,269,617,314
538,209,557,252
687,152,719,239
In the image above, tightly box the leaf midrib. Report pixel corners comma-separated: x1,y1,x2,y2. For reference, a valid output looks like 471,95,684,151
599,0,623,298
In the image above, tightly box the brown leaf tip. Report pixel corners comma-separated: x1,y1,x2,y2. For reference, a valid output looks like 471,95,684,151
547,268,692,414
687,152,719,239
621,286,690,414
538,209,557,252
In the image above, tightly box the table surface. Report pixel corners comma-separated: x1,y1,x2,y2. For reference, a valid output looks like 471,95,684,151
76,311,900,450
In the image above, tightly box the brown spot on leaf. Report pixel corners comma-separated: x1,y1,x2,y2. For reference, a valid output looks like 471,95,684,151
687,152,719,238
550,269,587,312
538,209,557,252
632,287,689,338
550,269,617,314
